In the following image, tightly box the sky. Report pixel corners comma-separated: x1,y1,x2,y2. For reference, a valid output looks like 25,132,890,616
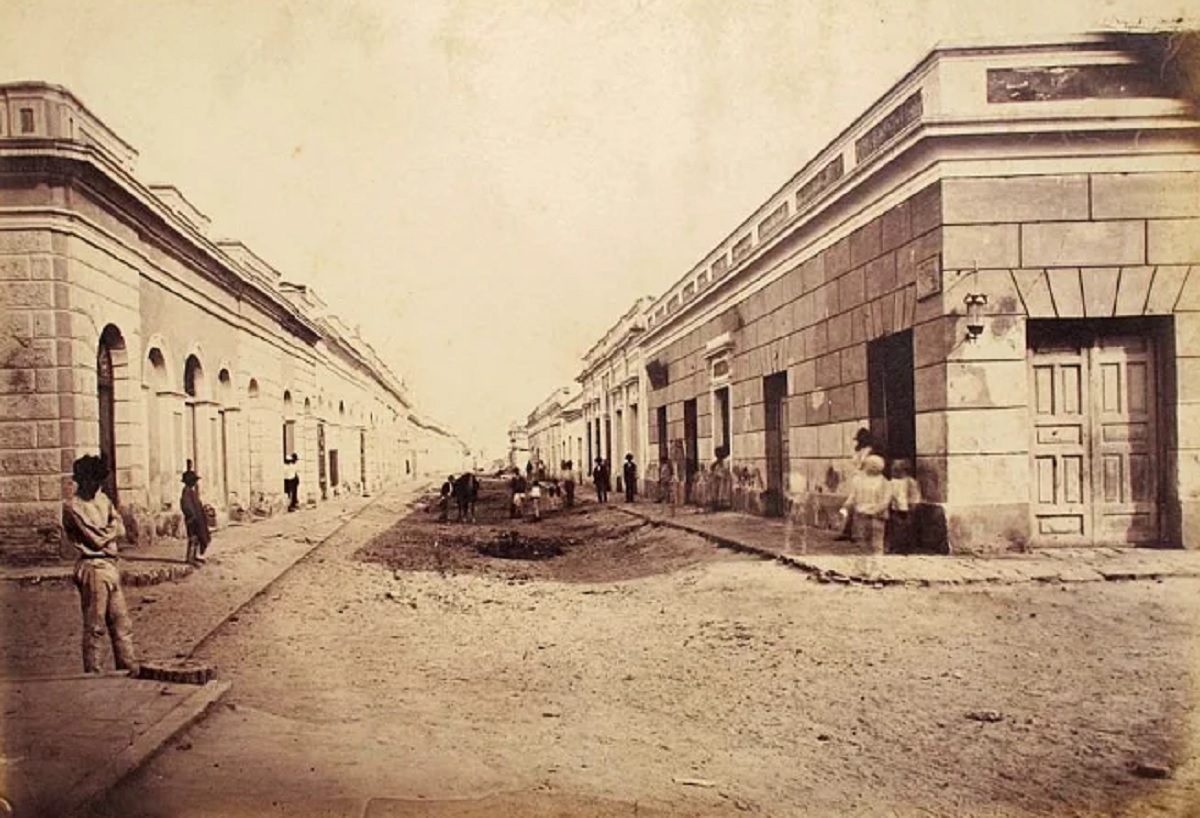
1,0,1192,459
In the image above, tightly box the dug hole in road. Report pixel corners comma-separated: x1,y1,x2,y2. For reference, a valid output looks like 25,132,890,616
95,478,1200,818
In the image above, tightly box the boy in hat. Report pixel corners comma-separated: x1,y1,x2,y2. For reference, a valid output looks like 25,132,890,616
62,454,137,674
180,469,211,565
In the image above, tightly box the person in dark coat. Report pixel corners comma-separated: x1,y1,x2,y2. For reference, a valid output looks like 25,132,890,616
594,458,613,503
562,460,576,509
180,469,211,566
622,454,638,503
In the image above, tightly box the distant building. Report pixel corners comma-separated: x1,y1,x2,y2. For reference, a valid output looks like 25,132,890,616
524,33,1200,552
0,82,459,561
575,297,653,488
526,385,585,478
506,422,529,470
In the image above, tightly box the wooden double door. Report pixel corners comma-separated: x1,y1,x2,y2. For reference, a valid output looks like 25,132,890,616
1029,321,1162,546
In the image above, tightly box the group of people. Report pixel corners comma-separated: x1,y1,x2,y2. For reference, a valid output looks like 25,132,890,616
439,472,482,522
837,427,936,555
651,446,734,514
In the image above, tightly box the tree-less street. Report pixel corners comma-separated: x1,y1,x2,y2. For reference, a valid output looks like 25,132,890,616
88,482,1200,818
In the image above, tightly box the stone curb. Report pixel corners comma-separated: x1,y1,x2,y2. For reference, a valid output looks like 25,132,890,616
66,680,232,818
617,506,1200,588
4,561,196,588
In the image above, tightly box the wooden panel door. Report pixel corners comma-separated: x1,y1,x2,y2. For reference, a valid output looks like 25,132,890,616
1030,340,1091,544
1092,335,1157,544
1030,330,1159,546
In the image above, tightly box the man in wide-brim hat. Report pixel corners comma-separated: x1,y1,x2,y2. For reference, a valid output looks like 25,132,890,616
180,469,210,565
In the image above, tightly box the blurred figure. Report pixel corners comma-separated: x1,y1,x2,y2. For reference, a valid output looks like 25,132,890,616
709,446,732,513
283,453,300,511
836,428,880,542
528,480,543,521
886,459,922,554
509,469,527,519
439,475,454,522
562,461,576,509
838,454,891,555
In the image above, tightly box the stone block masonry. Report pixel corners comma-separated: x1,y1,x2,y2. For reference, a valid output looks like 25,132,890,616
0,83,449,562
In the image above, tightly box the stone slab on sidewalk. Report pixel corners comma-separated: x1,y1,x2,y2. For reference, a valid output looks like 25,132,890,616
618,502,1200,586
1,674,230,818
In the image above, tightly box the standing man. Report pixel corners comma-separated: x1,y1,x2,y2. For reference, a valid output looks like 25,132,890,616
180,469,211,566
283,453,300,512
592,458,608,503
62,454,137,674
562,460,576,509
622,454,638,503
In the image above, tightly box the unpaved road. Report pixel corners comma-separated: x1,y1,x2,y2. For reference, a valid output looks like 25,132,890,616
88,480,1200,817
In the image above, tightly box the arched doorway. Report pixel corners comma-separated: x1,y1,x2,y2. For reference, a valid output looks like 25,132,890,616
217,369,234,506
97,325,126,504
145,347,172,507
183,354,205,475
283,390,296,460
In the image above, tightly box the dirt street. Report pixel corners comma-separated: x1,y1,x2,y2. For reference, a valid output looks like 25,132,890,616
79,479,1200,817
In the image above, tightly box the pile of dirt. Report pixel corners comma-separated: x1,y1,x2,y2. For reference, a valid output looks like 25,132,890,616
356,478,746,583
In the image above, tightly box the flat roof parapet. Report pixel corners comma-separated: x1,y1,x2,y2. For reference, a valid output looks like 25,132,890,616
643,31,1200,333
0,81,138,171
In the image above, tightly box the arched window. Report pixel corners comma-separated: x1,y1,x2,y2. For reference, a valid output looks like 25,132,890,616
282,390,296,458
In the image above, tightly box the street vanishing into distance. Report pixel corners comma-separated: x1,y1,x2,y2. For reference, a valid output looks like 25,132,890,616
40,481,1197,817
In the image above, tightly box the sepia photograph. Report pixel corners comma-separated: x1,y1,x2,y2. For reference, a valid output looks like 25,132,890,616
1,1,1199,816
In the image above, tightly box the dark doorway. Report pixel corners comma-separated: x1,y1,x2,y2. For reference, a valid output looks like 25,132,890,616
763,371,789,517
317,422,328,499
96,328,119,504
656,405,668,464
604,416,612,464
683,398,699,502
713,387,731,456
360,430,368,492
867,330,916,464
586,420,593,469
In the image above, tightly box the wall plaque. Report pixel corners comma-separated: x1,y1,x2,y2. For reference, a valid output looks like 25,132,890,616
915,254,942,300
855,91,923,164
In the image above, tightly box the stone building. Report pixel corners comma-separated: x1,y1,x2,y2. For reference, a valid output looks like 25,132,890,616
533,33,1200,552
0,82,455,562
506,422,530,471
526,385,585,479
576,297,654,488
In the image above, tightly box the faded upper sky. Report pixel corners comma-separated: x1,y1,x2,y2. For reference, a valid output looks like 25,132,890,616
1,0,1191,457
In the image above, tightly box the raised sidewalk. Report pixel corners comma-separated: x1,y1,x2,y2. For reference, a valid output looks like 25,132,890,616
0,487,407,818
618,501,1200,586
